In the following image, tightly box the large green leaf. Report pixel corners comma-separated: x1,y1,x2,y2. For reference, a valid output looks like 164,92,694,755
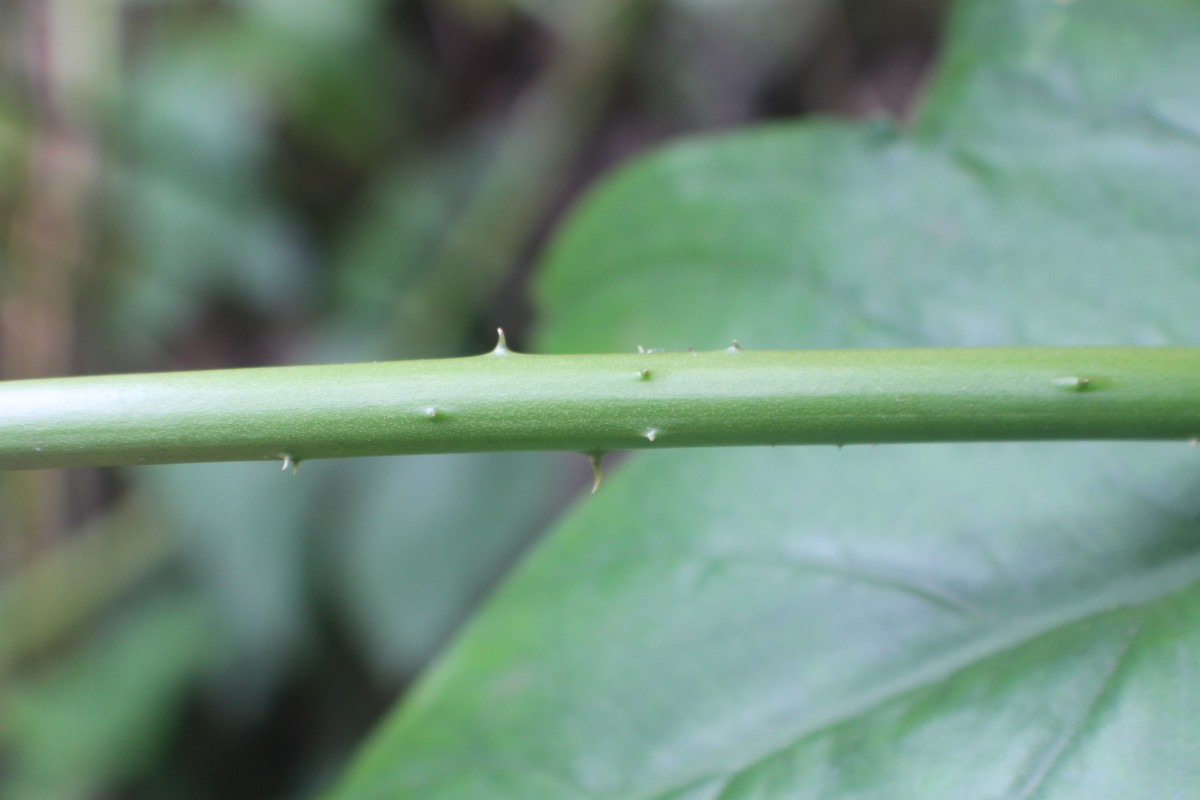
329,0,1200,796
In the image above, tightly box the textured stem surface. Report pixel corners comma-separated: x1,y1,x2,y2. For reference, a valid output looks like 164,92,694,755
1,346,1198,471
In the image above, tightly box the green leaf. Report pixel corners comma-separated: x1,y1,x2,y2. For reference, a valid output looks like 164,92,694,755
329,0,1200,796
139,462,319,713
317,452,583,679
1,596,216,799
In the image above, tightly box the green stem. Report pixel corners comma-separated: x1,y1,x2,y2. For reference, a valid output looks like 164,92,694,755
2,345,1198,471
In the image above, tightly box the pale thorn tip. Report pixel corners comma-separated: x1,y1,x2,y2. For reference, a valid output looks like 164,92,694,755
493,328,510,355
587,452,605,493
1052,376,1091,391
644,428,659,443
637,345,646,354
279,454,299,475
639,368,651,380
424,406,439,419
727,339,742,353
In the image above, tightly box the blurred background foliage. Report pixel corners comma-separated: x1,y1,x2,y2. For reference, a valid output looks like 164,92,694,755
0,0,944,796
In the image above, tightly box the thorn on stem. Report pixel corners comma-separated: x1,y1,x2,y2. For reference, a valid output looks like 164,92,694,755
1052,376,1092,391
279,454,299,474
643,428,659,443
424,406,440,419
727,339,742,353
493,328,511,355
587,452,605,493
638,369,651,381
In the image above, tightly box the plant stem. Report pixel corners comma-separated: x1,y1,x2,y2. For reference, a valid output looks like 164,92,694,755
1,346,1198,471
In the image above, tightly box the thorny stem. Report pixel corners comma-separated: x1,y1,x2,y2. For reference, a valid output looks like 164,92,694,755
1,339,1198,472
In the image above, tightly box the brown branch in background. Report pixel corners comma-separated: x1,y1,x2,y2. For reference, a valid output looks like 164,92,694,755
1,0,100,552
390,0,653,354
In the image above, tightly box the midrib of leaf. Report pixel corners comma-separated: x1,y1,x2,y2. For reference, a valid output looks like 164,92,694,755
638,548,1200,800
